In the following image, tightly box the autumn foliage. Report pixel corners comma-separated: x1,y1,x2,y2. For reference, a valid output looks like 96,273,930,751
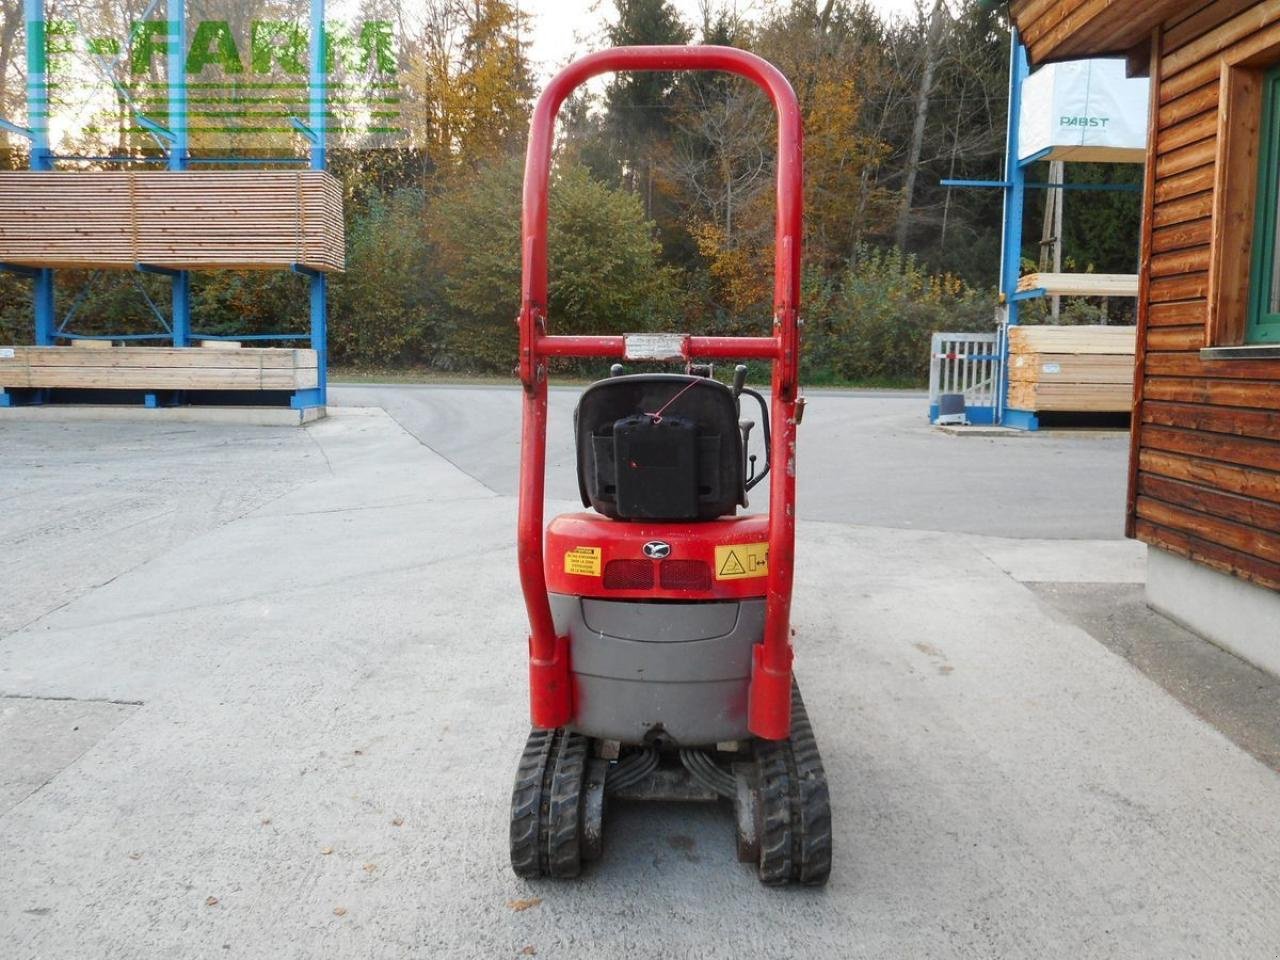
0,0,1130,384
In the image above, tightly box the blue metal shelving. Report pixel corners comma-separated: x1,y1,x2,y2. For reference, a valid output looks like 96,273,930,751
1,0,330,411
941,31,1142,431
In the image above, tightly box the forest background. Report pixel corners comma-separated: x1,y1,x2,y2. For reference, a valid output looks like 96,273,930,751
0,0,1142,386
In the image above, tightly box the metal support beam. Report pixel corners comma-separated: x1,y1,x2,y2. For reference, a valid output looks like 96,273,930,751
33,269,54,345
24,0,50,171
0,116,33,139
168,0,190,348
289,387,324,410
50,154,167,163
135,113,177,144
1018,146,1053,168
25,0,55,348
993,35,1031,426
170,272,191,347
299,0,329,409
187,156,308,165
289,117,320,144
942,178,1142,194
999,38,1030,332
167,1,187,171
309,273,328,404
1003,408,1040,431
308,0,327,173
940,178,1014,189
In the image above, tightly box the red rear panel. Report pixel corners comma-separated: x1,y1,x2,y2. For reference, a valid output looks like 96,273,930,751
545,513,771,602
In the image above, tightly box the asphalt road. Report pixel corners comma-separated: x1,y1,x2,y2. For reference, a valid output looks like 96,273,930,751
331,383,1132,539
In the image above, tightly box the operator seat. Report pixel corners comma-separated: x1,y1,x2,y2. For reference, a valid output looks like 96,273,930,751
575,374,746,521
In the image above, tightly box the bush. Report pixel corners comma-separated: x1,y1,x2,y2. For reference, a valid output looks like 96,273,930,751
802,246,995,386
0,274,32,345
328,188,437,367
431,158,678,372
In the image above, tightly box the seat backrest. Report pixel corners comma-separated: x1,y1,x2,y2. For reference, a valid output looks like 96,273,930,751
575,374,744,521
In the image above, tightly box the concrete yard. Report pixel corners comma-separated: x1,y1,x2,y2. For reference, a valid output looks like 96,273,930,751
335,385,1133,538
2,388,1279,959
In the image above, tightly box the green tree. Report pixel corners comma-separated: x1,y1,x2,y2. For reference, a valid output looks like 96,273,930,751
432,158,677,371
400,0,533,180
328,187,438,367
604,0,692,215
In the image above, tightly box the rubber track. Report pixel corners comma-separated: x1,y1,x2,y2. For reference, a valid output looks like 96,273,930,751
510,728,556,878
754,739,794,885
546,732,588,878
789,683,833,885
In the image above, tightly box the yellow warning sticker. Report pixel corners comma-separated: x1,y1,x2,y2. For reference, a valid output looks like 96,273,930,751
714,542,769,580
564,546,602,576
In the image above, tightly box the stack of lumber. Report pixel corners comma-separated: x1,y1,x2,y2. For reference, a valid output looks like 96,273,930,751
0,172,344,272
0,345,318,391
1007,324,1136,412
1016,273,1140,298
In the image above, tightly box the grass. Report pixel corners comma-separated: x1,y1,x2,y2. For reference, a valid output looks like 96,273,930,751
329,366,519,385
329,364,927,391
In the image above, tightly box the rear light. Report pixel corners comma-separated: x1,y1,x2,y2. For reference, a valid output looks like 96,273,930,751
601,558,713,591
660,559,712,591
603,559,654,590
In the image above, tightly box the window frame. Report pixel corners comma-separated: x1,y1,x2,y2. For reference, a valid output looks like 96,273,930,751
1247,66,1280,344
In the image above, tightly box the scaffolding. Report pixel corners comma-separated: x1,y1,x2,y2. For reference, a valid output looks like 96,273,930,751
0,0,332,411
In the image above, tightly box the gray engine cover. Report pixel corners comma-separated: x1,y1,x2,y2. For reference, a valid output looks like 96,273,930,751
549,594,765,746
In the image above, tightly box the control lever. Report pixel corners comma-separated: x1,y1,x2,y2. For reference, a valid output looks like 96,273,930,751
732,364,748,399
740,419,756,484
610,363,625,377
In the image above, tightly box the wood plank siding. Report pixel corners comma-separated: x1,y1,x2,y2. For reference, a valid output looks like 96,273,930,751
1010,0,1280,593
1009,0,1192,64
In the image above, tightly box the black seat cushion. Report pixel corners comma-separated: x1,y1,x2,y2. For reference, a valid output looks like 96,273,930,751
575,374,744,521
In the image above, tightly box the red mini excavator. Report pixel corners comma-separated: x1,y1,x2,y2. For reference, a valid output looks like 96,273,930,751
509,45,831,886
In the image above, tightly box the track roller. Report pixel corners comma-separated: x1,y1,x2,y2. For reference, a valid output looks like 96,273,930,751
509,681,830,885
748,682,832,886
509,728,593,879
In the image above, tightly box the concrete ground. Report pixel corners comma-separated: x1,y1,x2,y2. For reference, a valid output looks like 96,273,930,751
1,388,1278,959
334,386,1132,538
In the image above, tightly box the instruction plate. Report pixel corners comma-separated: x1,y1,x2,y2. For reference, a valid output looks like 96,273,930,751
564,546,602,577
714,542,769,580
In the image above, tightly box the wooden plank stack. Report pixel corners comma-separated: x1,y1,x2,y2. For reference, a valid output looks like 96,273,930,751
1016,273,1140,298
1007,324,1137,412
0,345,318,391
0,172,344,272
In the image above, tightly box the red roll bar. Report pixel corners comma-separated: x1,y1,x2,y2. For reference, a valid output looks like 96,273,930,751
518,46,803,740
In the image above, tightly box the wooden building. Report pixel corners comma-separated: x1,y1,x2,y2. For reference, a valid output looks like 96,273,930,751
1007,0,1280,675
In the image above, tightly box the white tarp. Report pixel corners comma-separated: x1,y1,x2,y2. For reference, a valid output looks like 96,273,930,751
1018,59,1149,164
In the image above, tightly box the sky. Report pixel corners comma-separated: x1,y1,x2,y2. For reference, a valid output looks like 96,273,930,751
524,0,926,79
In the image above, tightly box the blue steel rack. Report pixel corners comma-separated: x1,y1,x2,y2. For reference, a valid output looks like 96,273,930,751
0,0,330,411
941,31,1141,430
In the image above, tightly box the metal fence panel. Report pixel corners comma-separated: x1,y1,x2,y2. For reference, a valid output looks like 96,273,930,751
928,331,1001,421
